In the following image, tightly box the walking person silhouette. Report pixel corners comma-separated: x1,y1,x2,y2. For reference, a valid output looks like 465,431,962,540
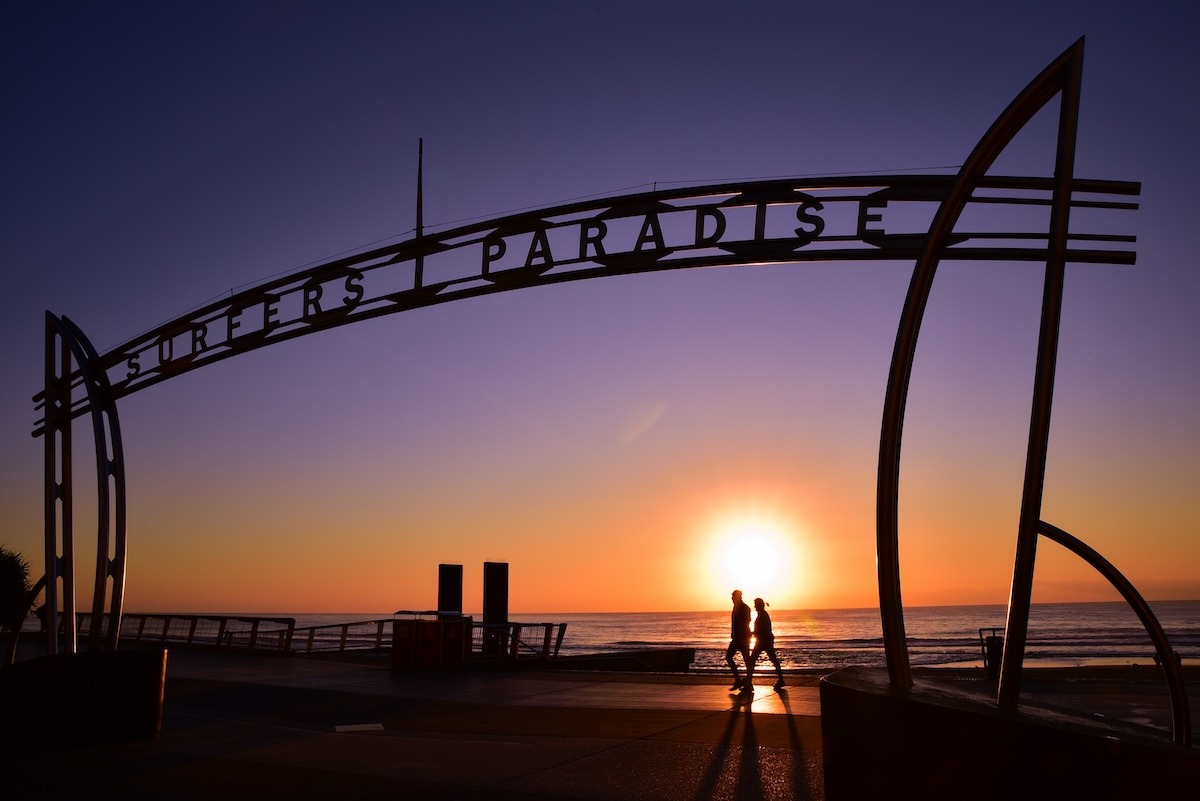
746,597,785,691
725,589,752,691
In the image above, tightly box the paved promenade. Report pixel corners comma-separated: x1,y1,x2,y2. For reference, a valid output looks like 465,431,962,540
11,650,827,800
9,647,1196,800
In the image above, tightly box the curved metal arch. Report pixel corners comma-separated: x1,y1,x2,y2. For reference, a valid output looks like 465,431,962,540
31,173,1136,432
42,312,127,654
1037,520,1190,746
876,39,1086,688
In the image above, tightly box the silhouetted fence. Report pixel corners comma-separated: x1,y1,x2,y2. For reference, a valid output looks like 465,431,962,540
292,618,391,653
75,612,568,661
472,621,568,660
78,613,295,653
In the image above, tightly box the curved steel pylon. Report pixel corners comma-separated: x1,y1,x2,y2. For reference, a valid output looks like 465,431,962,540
1037,520,1191,745
41,312,127,654
876,39,1085,691
875,36,1116,709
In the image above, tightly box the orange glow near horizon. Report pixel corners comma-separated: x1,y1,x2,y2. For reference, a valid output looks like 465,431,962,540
22,427,1200,618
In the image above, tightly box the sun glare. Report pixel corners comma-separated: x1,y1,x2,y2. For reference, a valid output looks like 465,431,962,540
705,513,801,607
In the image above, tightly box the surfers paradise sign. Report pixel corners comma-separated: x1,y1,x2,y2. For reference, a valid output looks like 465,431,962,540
35,38,1193,746
96,173,1135,397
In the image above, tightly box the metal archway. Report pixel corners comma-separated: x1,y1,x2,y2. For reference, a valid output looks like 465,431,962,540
33,35,1181,740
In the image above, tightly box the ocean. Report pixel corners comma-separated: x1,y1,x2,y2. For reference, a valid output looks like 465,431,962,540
289,600,1200,672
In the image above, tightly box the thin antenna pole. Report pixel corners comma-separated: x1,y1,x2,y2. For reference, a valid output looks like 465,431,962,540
416,138,424,239
415,138,424,287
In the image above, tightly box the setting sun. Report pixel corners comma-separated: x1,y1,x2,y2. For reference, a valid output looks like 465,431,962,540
705,513,802,607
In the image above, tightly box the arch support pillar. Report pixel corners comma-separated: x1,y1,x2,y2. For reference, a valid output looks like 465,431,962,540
876,39,1086,690
41,313,128,654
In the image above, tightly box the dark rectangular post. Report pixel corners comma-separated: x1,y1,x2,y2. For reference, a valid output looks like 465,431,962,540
482,562,508,624
438,563,463,614
482,561,509,657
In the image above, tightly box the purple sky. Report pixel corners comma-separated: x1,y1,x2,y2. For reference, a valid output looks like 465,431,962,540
2,2,1197,613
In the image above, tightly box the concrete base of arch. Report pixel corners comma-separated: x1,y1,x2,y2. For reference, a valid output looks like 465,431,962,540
819,666,1199,799
0,647,166,745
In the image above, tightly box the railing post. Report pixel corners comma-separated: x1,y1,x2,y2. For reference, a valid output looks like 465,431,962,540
554,623,568,657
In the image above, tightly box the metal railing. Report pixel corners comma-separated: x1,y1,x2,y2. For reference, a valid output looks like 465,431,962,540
471,621,568,660
289,619,391,654
79,613,295,653
81,612,571,663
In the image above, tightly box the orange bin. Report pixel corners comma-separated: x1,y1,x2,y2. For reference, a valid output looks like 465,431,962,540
392,613,472,670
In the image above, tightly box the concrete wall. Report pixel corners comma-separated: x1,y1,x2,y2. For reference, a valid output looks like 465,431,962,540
819,666,1199,799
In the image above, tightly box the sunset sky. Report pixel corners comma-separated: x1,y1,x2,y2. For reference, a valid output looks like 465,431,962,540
2,2,1197,616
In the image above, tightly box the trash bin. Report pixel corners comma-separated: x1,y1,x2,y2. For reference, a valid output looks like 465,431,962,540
393,611,473,670
415,618,442,669
438,614,471,669
482,624,510,657
979,627,1004,681
392,617,417,669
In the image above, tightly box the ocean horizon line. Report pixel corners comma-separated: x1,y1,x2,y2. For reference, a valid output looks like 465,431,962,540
114,597,1200,619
